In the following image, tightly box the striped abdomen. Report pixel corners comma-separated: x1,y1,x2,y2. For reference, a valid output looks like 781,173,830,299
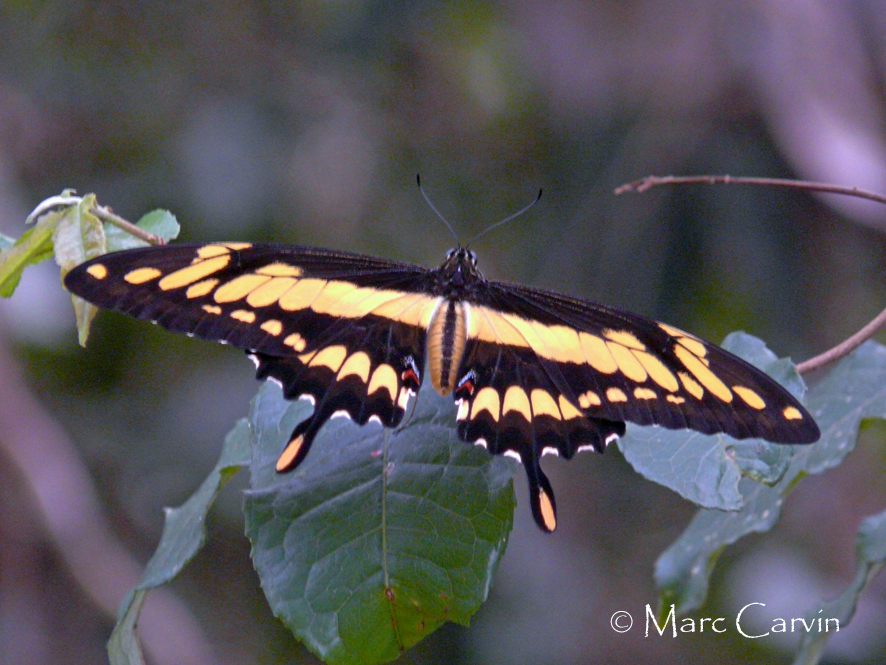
427,299,467,395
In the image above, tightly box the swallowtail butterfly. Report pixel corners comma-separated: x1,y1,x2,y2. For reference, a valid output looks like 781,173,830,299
64,241,819,531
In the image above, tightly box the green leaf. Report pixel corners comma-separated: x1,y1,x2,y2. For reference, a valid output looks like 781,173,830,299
108,420,251,665
655,340,886,615
792,507,886,665
244,381,515,665
107,590,148,665
619,332,805,511
0,216,56,297
105,209,180,251
51,193,106,277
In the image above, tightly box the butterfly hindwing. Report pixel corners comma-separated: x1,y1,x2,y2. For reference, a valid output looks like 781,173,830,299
453,339,625,531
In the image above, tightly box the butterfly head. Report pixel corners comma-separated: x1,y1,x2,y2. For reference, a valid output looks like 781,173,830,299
441,247,482,287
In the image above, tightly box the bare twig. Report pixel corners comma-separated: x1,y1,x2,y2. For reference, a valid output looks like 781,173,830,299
614,174,886,206
796,306,886,374
616,174,886,374
91,204,165,245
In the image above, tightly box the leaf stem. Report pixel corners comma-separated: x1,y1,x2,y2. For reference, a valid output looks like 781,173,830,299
91,204,165,246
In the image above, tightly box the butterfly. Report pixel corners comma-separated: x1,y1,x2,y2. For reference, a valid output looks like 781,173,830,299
64,241,820,532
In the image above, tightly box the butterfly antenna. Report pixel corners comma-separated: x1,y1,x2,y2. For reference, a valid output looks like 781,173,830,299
417,174,460,246
466,188,543,247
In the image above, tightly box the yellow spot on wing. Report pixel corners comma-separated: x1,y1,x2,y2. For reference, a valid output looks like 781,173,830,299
223,242,252,250
261,319,283,336
606,387,627,402
470,307,528,348
86,264,108,279
634,387,657,400
604,329,645,350
578,390,601,408
783,406,803,420
310,281,360,315
502,386,531,419
531,389,561,419
559,395,583,420
371,293,435,326
230,309,256,323
279,278,327,311
246,277,298,307
256,262,302,277
124,267,162,284
315,284,402,318
159,255,230,290
632,350,679,392
539,324,584,364
539,490,557,531
283,332,306,351
579,333,618,373
186,279,219,299
304,345,347,372
214,274,271,303
196,245,230,259
202,305,222,315
678,371,703,400
368,364,398,398
666,395,686,405
337,352,371,382
276,434,304,472
606,342,648,382
471,387,501,422
674,346,732,402
659,323,685,337
678,336,707,358
733,386,766,410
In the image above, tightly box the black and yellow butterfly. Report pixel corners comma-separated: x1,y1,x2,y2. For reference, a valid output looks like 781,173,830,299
64,241,819,532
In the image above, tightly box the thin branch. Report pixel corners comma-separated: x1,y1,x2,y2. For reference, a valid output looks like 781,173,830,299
615,173,886,374
91,204,165,245
614,174,886,207
796,305,886,374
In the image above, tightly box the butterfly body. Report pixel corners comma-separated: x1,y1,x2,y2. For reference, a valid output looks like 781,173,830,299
65,242,819,532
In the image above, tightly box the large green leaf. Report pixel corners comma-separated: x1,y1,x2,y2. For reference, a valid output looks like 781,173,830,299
244,381,515,665
619,332,804,511
108,420,251,665
655,340,886,615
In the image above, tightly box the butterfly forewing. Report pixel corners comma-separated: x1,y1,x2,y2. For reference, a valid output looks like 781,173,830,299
460,279,818,444
65,242,436,470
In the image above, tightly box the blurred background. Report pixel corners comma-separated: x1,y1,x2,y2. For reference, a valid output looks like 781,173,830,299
0,1,885,663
